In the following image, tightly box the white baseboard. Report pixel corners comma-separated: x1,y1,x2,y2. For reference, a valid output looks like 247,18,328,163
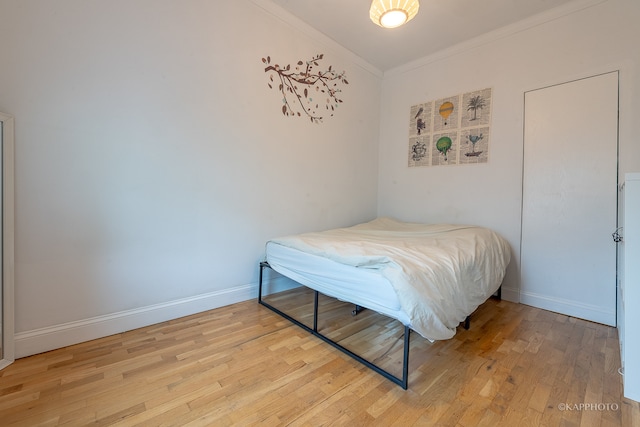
520,290,616,326
15,276,298,359
500,286,520,303
15,276,520,359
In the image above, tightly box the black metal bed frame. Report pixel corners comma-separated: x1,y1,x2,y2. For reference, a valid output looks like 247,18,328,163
258,261,411,389
257,261,502,390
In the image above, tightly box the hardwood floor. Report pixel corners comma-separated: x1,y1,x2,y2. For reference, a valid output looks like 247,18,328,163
1,288,638,426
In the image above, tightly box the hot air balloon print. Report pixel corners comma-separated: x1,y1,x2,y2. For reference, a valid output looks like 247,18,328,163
439,102,454,126
436,136,453,161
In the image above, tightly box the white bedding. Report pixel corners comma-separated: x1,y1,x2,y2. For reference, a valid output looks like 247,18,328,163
265,241,410,325
266,217,511,341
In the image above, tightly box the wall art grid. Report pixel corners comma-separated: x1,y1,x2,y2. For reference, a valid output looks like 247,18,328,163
409,88,492,167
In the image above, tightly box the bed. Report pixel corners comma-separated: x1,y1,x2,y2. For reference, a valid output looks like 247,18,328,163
258,217,511,389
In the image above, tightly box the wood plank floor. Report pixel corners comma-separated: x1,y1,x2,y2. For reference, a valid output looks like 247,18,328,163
1,288,638,426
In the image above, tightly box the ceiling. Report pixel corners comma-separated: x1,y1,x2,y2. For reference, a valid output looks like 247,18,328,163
265,0,590,72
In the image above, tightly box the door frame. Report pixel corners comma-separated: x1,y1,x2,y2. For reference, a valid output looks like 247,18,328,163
0,112,15,370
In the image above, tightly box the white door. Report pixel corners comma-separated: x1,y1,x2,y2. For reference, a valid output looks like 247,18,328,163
521,72,618,326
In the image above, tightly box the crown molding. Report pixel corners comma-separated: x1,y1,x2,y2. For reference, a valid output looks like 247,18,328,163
385,0,610,77
249,0,384,79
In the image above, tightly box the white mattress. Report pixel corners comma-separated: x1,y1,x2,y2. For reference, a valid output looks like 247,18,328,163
264,217,511,341
265,241,411,327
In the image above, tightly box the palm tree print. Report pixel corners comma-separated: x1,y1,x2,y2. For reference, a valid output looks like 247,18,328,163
467,95,486,121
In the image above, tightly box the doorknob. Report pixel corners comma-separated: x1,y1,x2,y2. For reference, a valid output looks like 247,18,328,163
612,227,623,243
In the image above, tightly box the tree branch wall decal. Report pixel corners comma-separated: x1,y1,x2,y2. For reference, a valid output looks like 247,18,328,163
262,54,349,124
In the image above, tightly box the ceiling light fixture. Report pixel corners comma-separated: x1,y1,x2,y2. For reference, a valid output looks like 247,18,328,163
370,0,420,29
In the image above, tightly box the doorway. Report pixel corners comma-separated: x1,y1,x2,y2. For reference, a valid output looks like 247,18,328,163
521,72,619,326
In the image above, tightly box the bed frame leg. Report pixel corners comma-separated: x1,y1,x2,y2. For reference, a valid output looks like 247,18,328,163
313,291,319,332
258,261,268,303
462,286,500,331
352,305,365,316
402,326,410,390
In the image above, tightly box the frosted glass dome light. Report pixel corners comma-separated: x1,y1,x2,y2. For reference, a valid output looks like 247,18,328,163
370,0,419,29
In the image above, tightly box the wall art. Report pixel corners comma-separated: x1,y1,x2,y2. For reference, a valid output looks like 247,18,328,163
262,54,348,124
409,88,492,167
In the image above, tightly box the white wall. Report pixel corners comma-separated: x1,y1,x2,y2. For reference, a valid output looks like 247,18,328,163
0,0,382,357
377,0,640,300
4,0,638,358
